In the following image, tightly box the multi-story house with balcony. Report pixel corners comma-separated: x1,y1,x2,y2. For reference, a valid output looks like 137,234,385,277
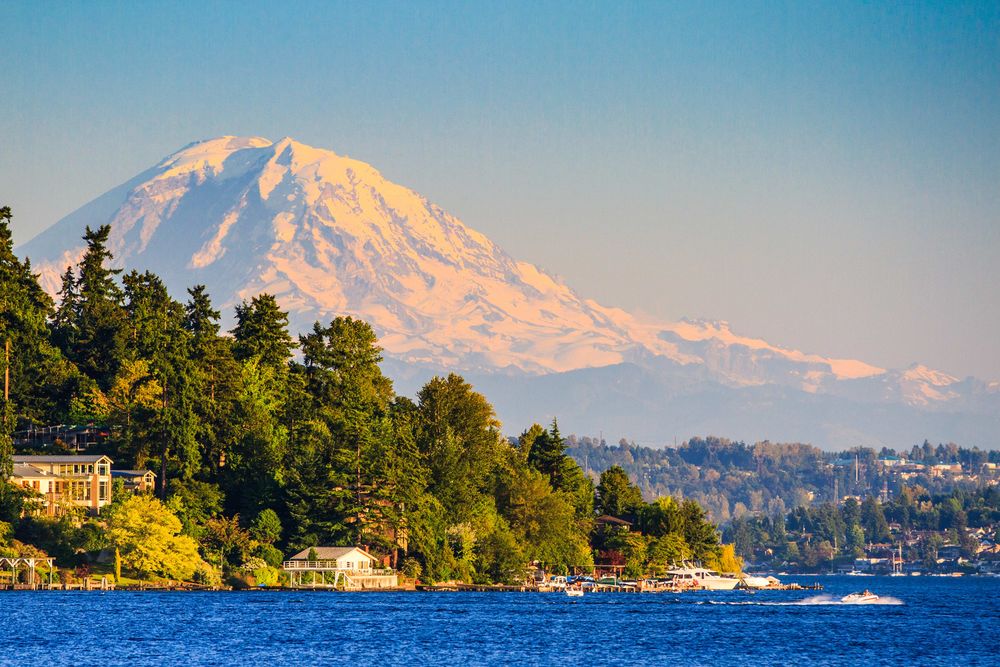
9,454,114,515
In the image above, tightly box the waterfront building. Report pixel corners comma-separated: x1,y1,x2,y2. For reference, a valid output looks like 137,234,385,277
283,546,397,589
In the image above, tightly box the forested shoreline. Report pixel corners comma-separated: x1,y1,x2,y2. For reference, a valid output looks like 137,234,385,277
567,436,1000,523
0,207,726,586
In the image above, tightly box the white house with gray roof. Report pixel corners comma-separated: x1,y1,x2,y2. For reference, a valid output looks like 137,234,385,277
283,546,397,589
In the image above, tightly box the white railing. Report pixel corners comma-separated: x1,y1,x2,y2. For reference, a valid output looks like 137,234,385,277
282,561,393,575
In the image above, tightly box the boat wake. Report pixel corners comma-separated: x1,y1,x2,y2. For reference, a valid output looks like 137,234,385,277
696,595,903,606
787,595,904,606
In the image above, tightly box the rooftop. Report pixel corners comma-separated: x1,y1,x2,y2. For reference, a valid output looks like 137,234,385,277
288,546,373,561
13,455,113,464
11,464,57,478
595,515,633,526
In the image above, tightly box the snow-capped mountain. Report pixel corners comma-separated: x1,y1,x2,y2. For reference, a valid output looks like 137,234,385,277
18,136,1000,447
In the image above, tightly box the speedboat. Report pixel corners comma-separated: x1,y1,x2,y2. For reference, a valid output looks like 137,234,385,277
841,590,879,603
566,587,584,597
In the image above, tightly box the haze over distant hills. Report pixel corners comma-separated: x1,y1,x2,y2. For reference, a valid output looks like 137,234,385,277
17,136,1000,448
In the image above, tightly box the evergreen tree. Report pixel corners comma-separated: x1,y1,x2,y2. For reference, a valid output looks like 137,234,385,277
122,270,199,494
860,496,891,542
231,294,296,369
51,266,79,353
680,498,721,562
224,357,289,517
286,318,406,552
183,285,240,475
597,465,643,517
527,418,566,485
524,419,594,519
70,225,126,388
0,206,67,430
183,285,221,354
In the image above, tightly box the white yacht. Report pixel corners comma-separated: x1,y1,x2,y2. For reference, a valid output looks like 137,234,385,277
667,563,740,590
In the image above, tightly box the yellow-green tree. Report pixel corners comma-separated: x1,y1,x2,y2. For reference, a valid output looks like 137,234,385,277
715,543,743,574
106,495,206,581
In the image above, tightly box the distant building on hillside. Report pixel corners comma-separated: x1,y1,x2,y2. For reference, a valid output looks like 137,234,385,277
930,463,962,477
111,469,156,493
594,515,633,531
13,424,111,453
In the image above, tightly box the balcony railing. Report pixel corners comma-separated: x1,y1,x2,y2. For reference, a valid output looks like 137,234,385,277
282,561,393,575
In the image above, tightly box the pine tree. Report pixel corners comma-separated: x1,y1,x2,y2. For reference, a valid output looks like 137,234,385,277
183,285,239,475
285,317,399,548
231,294,296,369
72,225,126,388
299,317,393,410
522,422,595,519
0,206,64,431
183,285,221,356
52,266,79,353
528,418,567,487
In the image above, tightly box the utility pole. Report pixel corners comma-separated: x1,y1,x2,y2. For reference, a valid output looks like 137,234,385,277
4,338,9,402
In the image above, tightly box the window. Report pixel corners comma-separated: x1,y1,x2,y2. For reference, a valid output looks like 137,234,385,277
99,482,108,502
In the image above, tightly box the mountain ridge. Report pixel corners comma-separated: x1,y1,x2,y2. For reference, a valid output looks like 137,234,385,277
17,136,1000,447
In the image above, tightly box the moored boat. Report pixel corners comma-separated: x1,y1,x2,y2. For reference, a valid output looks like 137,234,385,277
740,575,780,589
667,563,740,590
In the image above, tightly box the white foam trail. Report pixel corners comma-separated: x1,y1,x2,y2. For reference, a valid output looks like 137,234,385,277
789,594,903,606
697,594,905,607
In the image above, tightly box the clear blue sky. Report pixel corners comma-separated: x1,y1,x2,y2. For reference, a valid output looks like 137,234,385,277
2,1,999,379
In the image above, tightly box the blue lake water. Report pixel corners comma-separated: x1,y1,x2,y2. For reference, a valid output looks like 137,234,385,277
1,576,997,665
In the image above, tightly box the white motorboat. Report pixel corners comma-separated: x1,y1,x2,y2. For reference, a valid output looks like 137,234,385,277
667,563,740,590
841,589,879,604
565,587,584,597
741,575,781,589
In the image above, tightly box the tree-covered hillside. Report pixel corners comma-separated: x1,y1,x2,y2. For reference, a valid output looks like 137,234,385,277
0,207,723,585
566,436,1000,523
